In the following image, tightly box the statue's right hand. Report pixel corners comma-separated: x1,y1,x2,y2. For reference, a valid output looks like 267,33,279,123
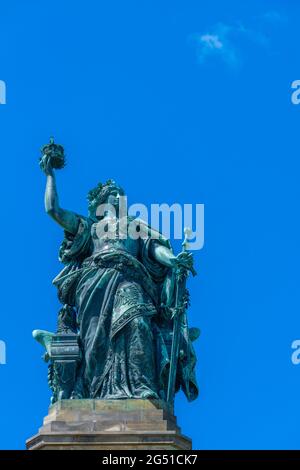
40,154,54,176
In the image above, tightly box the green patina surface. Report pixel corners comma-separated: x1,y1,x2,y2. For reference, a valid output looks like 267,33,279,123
34,139,199,407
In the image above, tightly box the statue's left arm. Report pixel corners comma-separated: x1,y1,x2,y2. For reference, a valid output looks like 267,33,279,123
40,154,79,235
151,242,194,272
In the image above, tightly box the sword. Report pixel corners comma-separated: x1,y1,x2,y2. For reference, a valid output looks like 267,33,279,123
167,228,196,404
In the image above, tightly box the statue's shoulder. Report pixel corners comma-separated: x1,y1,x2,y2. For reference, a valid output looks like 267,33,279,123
128,216,171,249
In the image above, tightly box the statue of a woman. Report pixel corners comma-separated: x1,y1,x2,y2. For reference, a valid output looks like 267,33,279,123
39,151,199,403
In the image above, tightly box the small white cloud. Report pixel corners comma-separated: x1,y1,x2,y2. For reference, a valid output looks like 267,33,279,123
190,11,287,69
191,26,238,67
200,34,223,50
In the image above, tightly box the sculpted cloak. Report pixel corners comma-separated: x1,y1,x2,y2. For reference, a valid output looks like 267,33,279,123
52,215,199,401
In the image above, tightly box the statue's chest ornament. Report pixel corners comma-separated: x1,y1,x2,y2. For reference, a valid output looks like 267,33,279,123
90,219,139,255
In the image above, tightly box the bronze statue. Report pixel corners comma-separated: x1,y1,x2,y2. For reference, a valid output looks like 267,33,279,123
34,139,199,405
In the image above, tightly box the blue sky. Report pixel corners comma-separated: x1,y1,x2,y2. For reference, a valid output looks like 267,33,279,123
0,0,299,449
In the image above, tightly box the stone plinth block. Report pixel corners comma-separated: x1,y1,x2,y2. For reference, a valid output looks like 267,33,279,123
26,399,192,450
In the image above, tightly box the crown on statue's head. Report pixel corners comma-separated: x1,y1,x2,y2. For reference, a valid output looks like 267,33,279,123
87,179,125,211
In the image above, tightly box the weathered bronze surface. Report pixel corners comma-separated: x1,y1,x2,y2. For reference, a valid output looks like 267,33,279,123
34,139,199,406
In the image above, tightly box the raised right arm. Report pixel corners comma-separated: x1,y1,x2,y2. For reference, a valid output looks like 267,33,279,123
41,155,79,235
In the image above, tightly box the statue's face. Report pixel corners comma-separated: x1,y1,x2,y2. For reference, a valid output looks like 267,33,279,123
90,189,123,219
106,190,121,209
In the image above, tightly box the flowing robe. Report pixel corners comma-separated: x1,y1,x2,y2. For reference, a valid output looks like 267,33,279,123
52,215,199,401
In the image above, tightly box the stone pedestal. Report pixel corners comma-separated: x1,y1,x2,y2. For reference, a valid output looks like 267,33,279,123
26,399,192,450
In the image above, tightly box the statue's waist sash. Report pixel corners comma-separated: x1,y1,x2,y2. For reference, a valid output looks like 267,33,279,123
53,250,159,310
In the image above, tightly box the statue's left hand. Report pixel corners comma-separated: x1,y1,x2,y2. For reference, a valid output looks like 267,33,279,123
174,251,195,273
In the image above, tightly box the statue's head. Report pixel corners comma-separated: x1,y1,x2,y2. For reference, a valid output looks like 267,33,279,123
87,179,125,218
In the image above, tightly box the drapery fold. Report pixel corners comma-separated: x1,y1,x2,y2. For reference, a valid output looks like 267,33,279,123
52,215,199,401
